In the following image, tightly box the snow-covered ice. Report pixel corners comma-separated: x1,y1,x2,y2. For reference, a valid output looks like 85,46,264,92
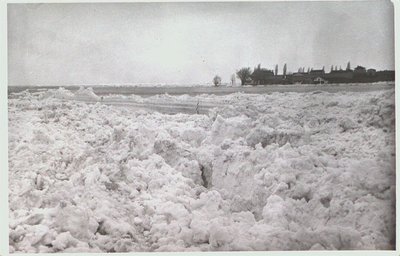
8,86,395,252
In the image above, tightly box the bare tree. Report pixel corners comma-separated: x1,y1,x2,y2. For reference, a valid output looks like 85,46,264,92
274,64,278,76
236,67,252,85
213,75,221,86
230,74,236,86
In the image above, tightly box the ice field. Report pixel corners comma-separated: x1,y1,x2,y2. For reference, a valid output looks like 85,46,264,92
8,85,396,252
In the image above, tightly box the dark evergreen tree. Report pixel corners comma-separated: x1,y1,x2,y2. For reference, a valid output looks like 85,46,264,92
283,64,287,77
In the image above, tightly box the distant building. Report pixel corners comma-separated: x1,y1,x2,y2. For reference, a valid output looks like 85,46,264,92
240,63,394,85
313,77,328,84
375,70,395,81
309,69,325,78
251,66,274,85
367,68,376,76
324,70,353,83
291,72,312,84
354,66,367,73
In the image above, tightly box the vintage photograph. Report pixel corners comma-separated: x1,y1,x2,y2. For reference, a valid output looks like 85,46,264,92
7,1,395,252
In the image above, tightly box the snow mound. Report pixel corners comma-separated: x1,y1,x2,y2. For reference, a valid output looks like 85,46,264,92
42,87,75,100
73,87,100,101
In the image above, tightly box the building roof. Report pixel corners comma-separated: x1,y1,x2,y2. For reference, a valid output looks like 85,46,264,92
354,66,366,70
310,69,325,73
251,69,274,79
330,70,351,73
292,73,306,77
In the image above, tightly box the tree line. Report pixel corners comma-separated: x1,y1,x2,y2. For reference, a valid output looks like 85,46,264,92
212,61,394,86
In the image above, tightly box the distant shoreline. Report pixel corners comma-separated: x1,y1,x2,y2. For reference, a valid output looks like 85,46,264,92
8,81,394,97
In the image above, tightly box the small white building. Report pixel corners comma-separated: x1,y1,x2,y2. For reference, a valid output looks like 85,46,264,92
313,77,328,84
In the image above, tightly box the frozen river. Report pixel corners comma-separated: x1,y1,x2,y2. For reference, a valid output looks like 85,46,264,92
8,82,394,96
8,82,395,115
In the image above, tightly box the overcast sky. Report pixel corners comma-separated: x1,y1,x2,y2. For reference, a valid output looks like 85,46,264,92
8,1,394,86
